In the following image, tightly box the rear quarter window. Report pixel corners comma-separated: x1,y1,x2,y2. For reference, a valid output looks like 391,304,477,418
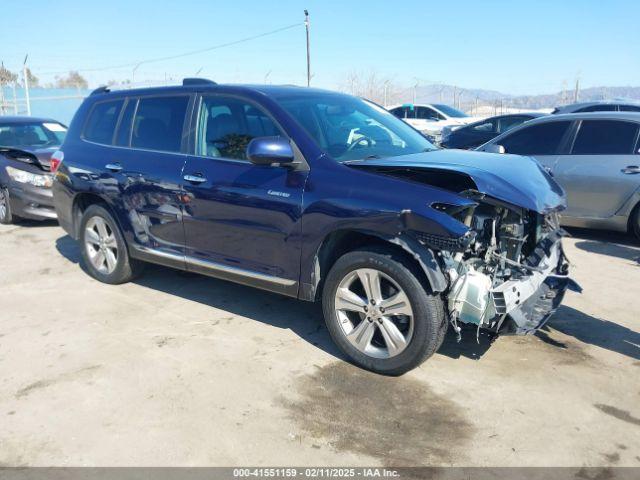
83,99,124,145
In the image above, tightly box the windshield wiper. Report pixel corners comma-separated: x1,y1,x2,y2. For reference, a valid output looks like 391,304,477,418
363,154,381,160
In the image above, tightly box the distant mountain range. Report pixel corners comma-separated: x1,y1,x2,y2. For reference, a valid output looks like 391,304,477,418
412,84,640,110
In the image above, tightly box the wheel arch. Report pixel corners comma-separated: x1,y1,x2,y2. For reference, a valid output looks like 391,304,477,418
71,192,121,239
301,228,447,302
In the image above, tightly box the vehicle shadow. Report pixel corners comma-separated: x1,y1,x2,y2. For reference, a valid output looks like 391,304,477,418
566,227,640,263
436,325,496,360
542,305,640,361
13,218,59,228
55,234,344,360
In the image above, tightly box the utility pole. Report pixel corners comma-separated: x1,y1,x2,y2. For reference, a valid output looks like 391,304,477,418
453,86,457,108
573,76,580,103
412,78,419,104
132,62,142,85
22,54,31,116
304,10,311,87
383,79,389,107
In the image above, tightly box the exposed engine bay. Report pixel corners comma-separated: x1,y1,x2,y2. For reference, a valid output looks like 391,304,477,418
347,161,581,340
435,195,578,338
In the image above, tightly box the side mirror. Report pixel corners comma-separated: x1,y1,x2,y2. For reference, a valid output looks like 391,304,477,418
247,137,295,166
483,144,506,154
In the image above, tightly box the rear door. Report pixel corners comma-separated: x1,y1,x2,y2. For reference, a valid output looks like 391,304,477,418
180,93,308,292
553,119,640,218
109,94,192,260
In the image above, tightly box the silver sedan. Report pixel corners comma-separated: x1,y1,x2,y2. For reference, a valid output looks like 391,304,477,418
476,112,640,240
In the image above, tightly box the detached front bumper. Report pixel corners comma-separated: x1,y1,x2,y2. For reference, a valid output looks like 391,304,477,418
492,231,581,334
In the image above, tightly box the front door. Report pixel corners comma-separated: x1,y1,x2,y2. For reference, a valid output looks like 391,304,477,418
181,94,308,293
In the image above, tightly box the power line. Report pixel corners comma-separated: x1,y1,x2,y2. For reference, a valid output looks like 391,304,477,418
35,22,303,75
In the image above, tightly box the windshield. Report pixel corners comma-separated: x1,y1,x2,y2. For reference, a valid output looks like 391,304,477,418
0,122,67,148
431,104,469,118
276,94,436,161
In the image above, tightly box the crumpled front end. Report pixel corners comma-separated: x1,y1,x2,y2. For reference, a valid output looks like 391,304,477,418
419,198,580,338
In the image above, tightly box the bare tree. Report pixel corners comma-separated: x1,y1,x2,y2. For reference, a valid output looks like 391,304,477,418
339,70,399,105
0,62,18,85
54,71,88,89
24,67,39,88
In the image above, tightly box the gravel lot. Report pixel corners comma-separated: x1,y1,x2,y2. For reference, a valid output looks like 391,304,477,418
1,221,639,467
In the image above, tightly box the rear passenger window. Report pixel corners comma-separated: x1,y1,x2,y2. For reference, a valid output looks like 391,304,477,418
572,120,638,155
131,96,189,153
83,100,124,145
197,96,283,160
500,121,571,155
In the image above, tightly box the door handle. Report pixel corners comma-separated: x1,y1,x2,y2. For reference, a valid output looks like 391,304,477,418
105,163,123,172
621,165,640,175
183,174,208,184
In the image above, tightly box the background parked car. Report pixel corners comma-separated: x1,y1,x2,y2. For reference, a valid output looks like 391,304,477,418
552,101,640,114
476,112,640,240
0,116,67,224
387,103,480,144
440,113,544,149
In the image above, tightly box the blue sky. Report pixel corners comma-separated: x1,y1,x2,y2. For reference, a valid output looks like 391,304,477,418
1,0,638,94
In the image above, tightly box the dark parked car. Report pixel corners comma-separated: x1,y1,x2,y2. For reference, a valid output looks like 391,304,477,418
0,116,67,224
52,79,576,375
440,113,544,150
552,101,640,114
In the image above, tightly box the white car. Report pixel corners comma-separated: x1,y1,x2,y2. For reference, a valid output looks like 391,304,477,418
387,103,481,143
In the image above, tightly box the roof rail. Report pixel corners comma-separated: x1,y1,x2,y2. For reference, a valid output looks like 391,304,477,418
90,85,110,96
182,78,217,86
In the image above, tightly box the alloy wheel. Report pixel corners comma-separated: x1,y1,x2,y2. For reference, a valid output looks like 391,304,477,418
334,268,414,359
0,190,7,220
85,216,118,274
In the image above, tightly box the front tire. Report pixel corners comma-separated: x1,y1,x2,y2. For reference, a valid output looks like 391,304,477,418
0,188,14,225
322,247,445,376
79,204,142,284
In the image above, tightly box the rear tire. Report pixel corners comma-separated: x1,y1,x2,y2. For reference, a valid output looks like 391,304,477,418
631,204,640,243
322,246,445,376
79,204,143,284
0,188,14,225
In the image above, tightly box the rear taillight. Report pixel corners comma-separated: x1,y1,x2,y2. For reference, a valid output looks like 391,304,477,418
50,150,64,173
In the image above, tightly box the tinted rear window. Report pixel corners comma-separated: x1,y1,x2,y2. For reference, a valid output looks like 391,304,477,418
131,96,189,152
83,100,124,145
572,120,638,155
576,105,617,112
500,121,571,155
619,105,640,112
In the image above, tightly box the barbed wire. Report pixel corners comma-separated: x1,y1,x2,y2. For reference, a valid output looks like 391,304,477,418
34,22,303,76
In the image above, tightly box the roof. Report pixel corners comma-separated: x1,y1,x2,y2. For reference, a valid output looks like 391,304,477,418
0,115,62,124
89,83,346,100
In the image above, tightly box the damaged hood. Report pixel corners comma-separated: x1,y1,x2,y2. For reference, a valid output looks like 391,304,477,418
0,146,56,171
345,149,566,214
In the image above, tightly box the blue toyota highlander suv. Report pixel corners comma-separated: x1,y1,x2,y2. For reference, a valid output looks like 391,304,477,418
52,78,576,375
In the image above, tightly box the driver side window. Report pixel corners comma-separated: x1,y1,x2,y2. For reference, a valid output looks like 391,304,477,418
197,96,284,161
